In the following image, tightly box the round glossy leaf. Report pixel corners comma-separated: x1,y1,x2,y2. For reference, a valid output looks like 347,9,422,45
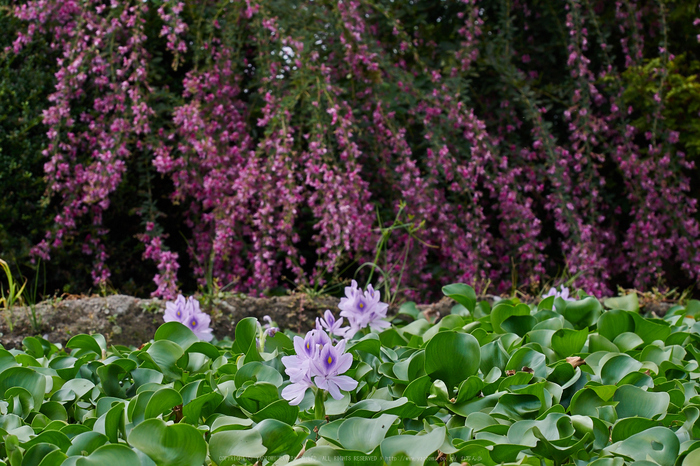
559,297,602,329
613,385,669,419
492,393,541,420
23,443,59,466
236,381,280,413
600,354,643,385
631,313,671,345
70,444,140,466
611,417,658,443
154,322,200,350
0,367,45,409
605,426,679,466
612,332,644,352
141,340,184,380
683,447,700,466
480,340,509,375
209,428,266,463
231,317,259,355
234,361,283,387
346,333,382,358
442,284,476,312
66,431,108,457
145,388,182,420
597,310,635,343
249,399,299,425
36,449,67,466
253,419,306,457
491,303,530,334
551,328,588,357
338,414,397,454
128,418,207,466
604,294,639,312
380,426,445,466
424,331,480,393
501,315,537,337
66,335,103,357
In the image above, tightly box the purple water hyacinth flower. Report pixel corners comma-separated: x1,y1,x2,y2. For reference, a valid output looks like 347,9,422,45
163,294,189,323
338,280,390,337
281,376,314,406
310,339,358,400
262,315,279,337
542,286,576,301
281,328,356,405
163,295,214,341
282,329,331,384
184,309,214,342
316,310,349,338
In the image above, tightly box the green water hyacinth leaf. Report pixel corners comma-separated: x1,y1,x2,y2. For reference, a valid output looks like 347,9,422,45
604,426,679,466
144,388,182,420
501,315,537,337
62,444,140,466
551,328,588,357
65,431,108,456
424,331,480,394
154,322,200,350
22,443,60,466
250,398,299,425
346,333,382,358
597,309,635,342
599,353,643,385
337,414,398,453
604,293,640,312
140,340,184,380
66,334,104,358
442,283,476,312
0,367,45,409
611,332,644,351
128,418,207,466
480,339,509,375
231,317,261,358
235,361,283,387
610,417,659,443
236,381,280,413
491,303,531,334
209,428,267,463
558,297,602,329
613,385,670,419
380,425,445,466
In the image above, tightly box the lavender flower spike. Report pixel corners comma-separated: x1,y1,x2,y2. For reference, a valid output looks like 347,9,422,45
310,339,358,400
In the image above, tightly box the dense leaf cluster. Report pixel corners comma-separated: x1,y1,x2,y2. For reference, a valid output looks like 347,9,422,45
1,285,700,465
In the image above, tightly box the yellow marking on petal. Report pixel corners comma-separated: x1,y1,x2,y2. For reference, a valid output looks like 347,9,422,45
327,356,333,364
359,303,364,309
306,343,310,349
191,320,197,327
